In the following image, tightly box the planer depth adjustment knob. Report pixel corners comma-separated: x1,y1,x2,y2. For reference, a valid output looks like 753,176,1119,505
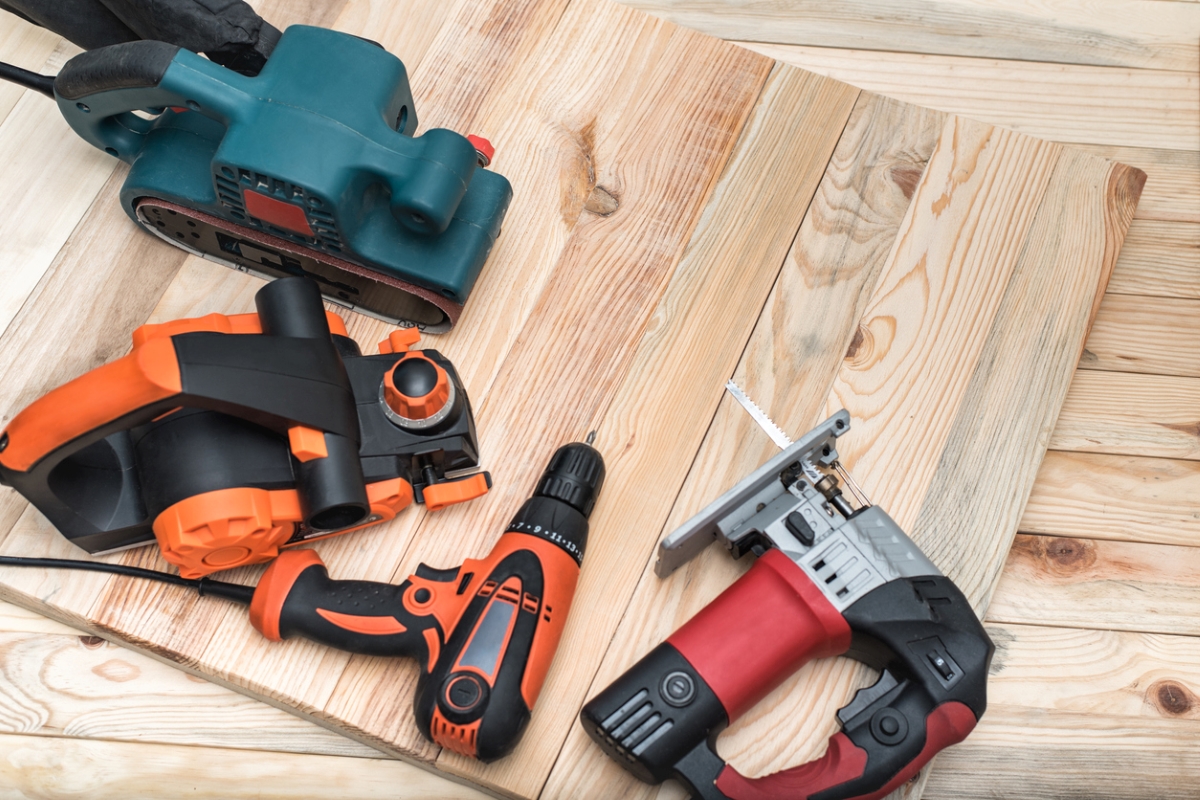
381,353,455,429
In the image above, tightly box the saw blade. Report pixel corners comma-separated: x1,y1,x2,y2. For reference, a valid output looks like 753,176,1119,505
725,381,791,448
725,380,823,483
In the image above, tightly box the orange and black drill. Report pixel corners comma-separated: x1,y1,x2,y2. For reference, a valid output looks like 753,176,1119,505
0,439,605,761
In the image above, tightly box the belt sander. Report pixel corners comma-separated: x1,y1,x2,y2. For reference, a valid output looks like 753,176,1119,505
0,278,491,578
0,2,513,332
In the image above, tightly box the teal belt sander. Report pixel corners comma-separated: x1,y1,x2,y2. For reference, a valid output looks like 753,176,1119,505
0,14,512,332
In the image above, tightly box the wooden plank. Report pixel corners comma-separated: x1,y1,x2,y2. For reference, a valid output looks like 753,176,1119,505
433,59,862,797
987,535,1200,636
0,600,76,636
0,16,61,127
1108,219,1199,299
1081,294,1200,378
1021,451,1200,547
544,91,946,800
1075,144,1199,224
881,140,1147,573
929,620,1200,795
739,42,1200,151
0,631,379,757
842,128,1140,800
924,706,1200,800
986,622,1200,718
621,0,1200,72
0,733,491,800
0,40,116,339
1051,370,1200,461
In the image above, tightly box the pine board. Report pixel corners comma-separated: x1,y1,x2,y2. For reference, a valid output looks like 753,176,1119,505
621,0,1200,72
741,41,1200,151
0,0,1144,798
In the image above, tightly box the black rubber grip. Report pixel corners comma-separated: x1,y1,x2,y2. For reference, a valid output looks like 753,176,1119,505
277,565,438,659
55,40,179,100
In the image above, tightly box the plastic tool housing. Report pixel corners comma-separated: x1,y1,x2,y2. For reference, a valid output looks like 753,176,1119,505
248,441,606,760
0,277,488,578
50,25,512,331
580,412,993,800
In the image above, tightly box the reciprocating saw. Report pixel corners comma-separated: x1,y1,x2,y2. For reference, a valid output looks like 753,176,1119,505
580,388,993,800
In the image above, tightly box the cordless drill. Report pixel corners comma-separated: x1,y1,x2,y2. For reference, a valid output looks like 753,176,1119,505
0,440,605,761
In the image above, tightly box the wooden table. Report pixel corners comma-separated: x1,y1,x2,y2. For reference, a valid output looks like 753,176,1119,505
0,1,1194,798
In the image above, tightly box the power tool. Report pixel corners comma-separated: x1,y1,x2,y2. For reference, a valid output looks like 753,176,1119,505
580,384,993,800
0,438,605,761
0,277,491,578
0,4,513,331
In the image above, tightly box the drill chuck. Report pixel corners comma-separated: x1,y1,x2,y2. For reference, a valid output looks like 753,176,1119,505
534,442,606,517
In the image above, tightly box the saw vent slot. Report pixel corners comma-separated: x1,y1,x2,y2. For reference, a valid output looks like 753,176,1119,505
596,688,676,760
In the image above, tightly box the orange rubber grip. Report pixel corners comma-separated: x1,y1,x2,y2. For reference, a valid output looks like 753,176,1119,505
0,337,181,472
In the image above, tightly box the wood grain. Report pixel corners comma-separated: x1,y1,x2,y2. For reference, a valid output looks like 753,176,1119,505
924,706,1200,800
1081,294,1200,378
0,631,378,757
0,16,60,127
987,622,1200,719
1108,220,1200,300
740,42,1200,151
0,733,490,800
824,115,1060,526
0,41,115,339
910,150,1144,614
619,0,1200,72
1075,144,1199,224
544,91,946,800
987,535,1200,636
1051,370,1200,461
0,0,1153,796
1021,451,1200,547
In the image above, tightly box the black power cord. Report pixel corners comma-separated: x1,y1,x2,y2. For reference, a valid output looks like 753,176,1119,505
0,61,54,98
0,555,255,604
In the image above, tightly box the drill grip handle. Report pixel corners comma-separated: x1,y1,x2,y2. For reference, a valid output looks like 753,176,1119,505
249,550,438,660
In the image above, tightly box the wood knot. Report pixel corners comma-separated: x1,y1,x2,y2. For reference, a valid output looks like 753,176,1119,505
889,165,923,201
78,635,106,649
1148,680,1196,717
844,317,892,370
584,185,619,216
92,658,141,683
1042,537,1096,570
845,327,866,360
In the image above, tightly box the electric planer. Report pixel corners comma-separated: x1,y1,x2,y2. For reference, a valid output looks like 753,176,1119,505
0,278,492,579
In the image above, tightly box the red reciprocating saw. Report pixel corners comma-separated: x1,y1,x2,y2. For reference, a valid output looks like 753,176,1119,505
580,387,992,799
0,440,604,761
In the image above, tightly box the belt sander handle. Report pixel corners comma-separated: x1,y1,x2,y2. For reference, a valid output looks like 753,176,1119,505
51,33,482,236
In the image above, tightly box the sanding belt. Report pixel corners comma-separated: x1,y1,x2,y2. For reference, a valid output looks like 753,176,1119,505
0,0,278,75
